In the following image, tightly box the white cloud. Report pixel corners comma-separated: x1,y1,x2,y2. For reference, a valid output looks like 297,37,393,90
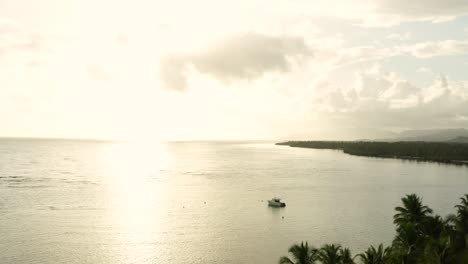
307,67,468,133
374,0,468,18
416,67,432,74
256,0,468,26
324,39,468,67
386,32,412,41
401,40,468,58
158,33,468,95
0,18,41,55
357,0,468,26
160,32,312,90
86,64,109,80
2,1,468,140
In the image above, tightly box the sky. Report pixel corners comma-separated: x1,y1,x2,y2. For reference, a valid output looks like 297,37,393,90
1,0,468,141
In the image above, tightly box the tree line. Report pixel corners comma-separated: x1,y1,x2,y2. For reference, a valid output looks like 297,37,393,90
279,194,468,264
277,141,468,164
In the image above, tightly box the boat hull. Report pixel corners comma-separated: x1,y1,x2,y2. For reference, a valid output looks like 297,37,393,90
268,200,286,207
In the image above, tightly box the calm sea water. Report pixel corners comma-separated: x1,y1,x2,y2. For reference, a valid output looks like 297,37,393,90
1,139,467,264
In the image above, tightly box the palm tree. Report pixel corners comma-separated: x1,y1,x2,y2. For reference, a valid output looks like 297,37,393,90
339,247,355,264
357,244,390,264
317,244,342,264
420,215,454,264
394,194,433,228
420,215,447,240
447,194,468,251
392,223,420,263
279,242,317,264
422,233,453,264
455,194,468,210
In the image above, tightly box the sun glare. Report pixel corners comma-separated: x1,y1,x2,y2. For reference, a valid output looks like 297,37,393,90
98,141,171,261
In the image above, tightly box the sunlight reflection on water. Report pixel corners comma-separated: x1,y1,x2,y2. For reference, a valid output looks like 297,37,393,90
1,140,468,264
99,142,171,263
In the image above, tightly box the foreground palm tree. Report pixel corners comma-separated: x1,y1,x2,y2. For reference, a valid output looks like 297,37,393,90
279,242,317,264
419,215,454,263
392,222,420,263
456,194,468,209
357,244,390,264
448,194,468,250
280,194,468,264
455,194,468,248
317,244,343,264
420,215,448,240
394,194,433,228
339,247,355,264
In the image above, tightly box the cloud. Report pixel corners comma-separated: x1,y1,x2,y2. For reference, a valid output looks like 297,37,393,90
86,64,109,80
353,0,468,26
0,18,41,55
386,32,412,41
329,46,396,68
259,0,468,27
116,33,128,45
325,39,468,68
159,32,312,90
416,67,432,74
159,33,468,92
374,0,468,18
159,57,188,91
309,66,468,131
400,40,468,58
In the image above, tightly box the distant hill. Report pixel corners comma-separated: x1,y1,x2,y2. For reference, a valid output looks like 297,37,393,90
449,136,468,143
281,128,468,143
280,128,398,141
385,128,468,142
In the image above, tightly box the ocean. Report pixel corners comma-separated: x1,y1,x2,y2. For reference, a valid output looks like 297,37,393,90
1,139,467,263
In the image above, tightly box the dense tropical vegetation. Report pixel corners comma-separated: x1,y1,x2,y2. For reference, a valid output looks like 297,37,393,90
276,141,468,165
279,194,468,264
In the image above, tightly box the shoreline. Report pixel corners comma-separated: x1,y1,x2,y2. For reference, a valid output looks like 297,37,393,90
277,141,468,166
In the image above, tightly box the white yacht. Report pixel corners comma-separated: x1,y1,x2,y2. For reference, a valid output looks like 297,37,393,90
268,197,286,207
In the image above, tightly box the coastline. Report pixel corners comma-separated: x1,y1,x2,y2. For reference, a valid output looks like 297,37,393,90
276,141,468,166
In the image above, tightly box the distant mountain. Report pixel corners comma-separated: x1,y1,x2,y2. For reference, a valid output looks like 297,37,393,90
448,136,468,143
280,128,468,143
280,128,398,141
385,128,468,142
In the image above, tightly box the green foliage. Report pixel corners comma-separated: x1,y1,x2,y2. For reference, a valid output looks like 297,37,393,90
340,248,354,264
317,244,343,264
277,141,468,165
280,243,354,264
280,194,468,264
448,194,468,251
279,241,318,264
394,194,433,227
357,244,390,264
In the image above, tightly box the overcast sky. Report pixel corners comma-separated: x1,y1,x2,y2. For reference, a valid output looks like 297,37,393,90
2,0,468,141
